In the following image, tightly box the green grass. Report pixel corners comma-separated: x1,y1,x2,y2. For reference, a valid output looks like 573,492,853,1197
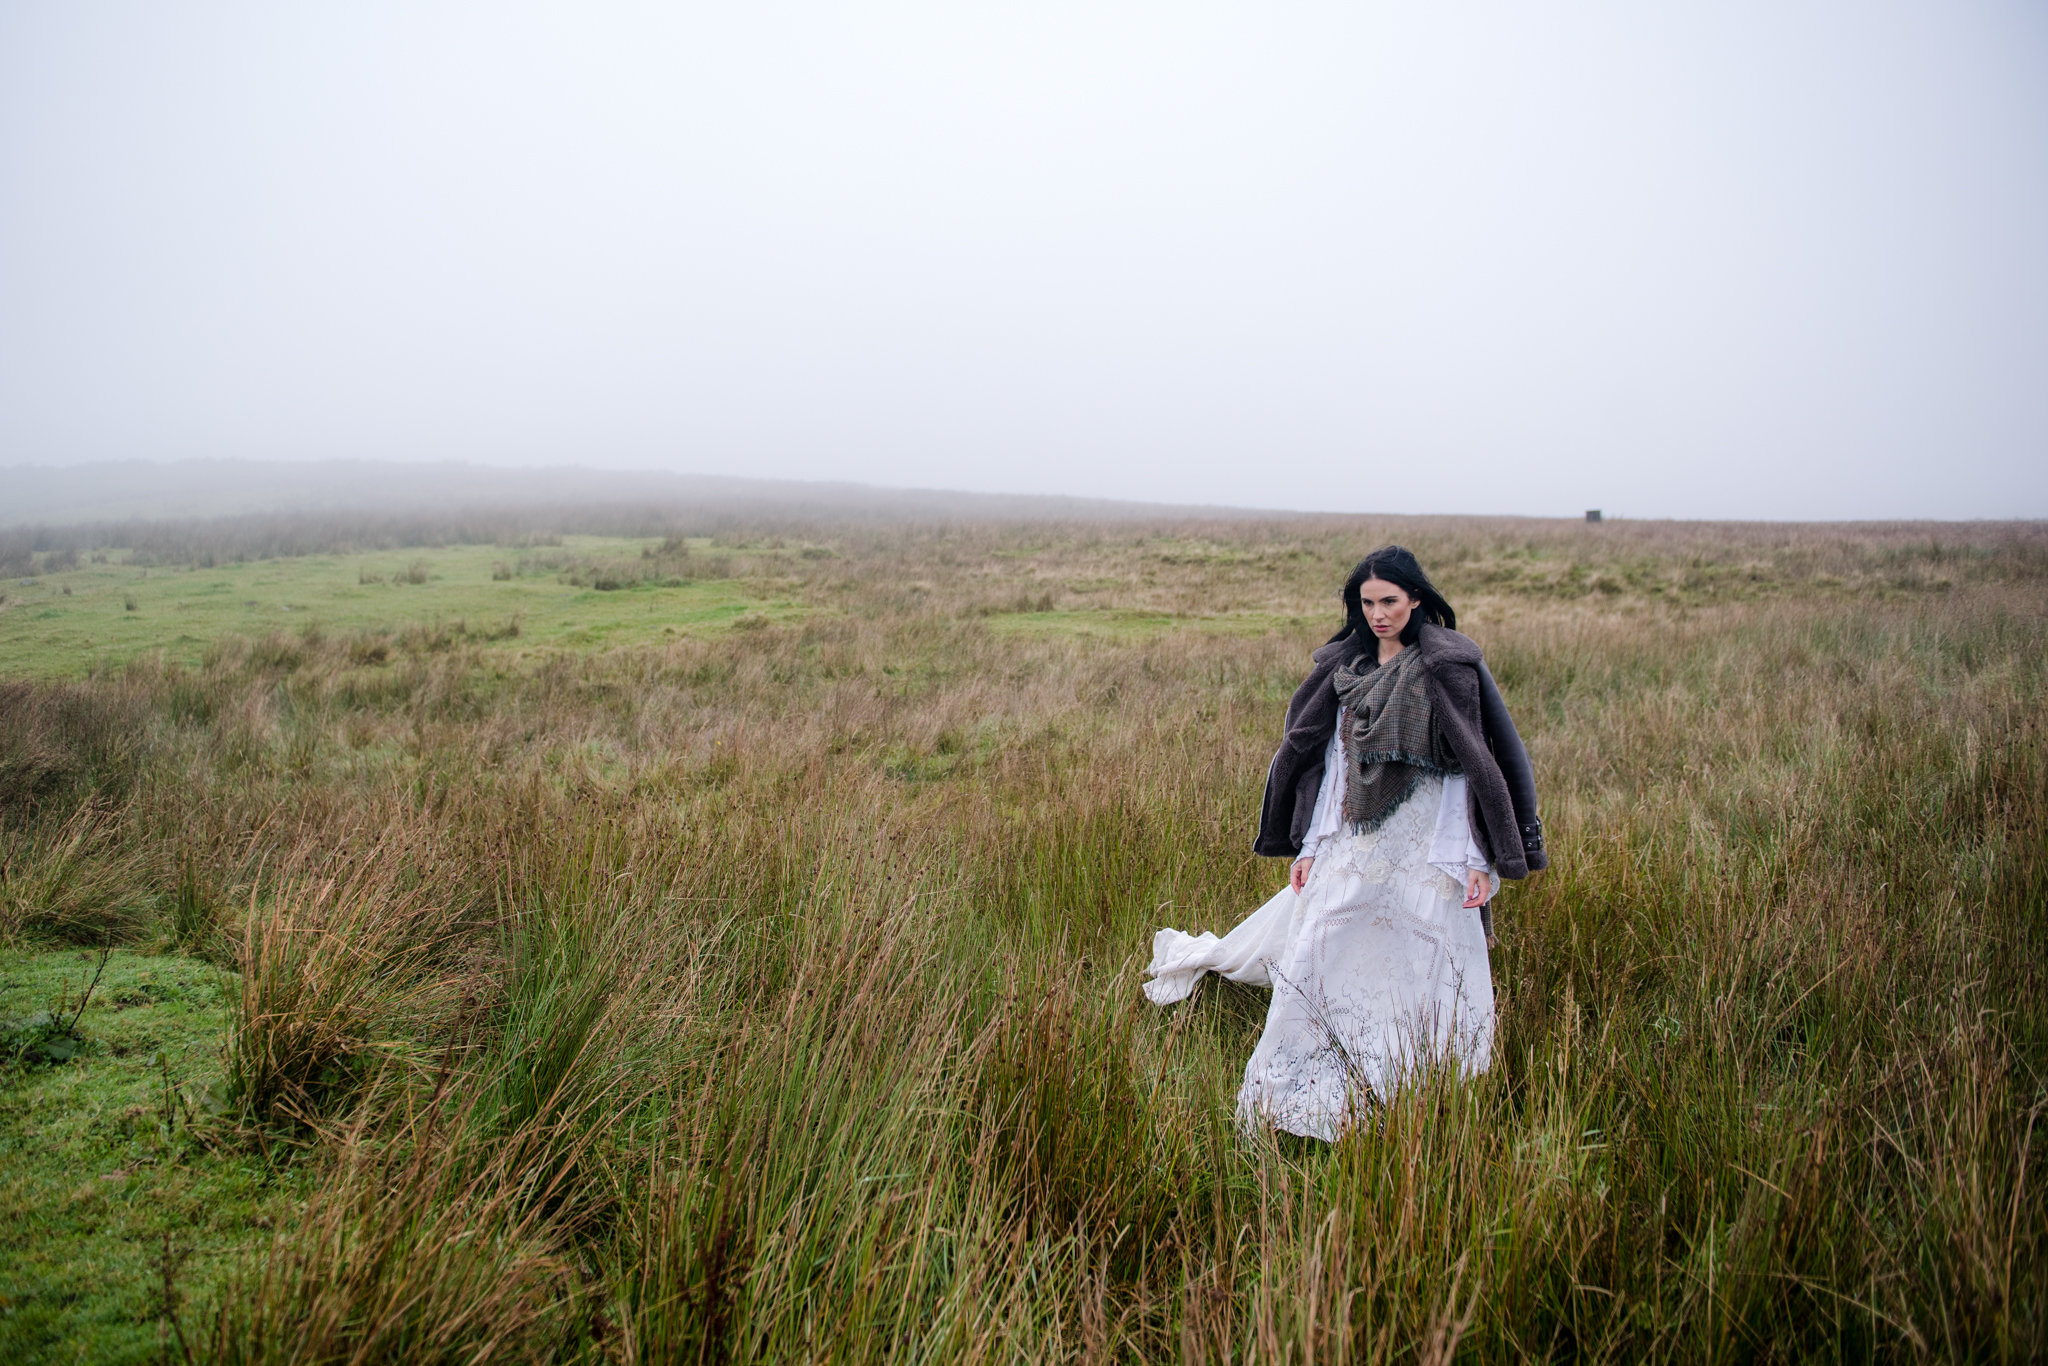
0,948,306,1365
984,607,1309,639
0,538,800,679
0,512,2043,1361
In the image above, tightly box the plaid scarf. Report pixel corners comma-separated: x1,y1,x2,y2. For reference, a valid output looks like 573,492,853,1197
1331,644,1460,831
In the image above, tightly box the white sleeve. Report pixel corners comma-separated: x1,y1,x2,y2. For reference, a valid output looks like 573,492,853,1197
1429,774,1496,885
1297,710,1348,862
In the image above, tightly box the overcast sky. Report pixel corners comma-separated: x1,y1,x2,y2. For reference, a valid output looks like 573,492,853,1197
2,2,2044,519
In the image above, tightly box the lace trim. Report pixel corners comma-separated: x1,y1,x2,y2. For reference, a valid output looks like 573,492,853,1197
1309,780,1464,904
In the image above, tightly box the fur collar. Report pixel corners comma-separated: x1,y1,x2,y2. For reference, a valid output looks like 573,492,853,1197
1313,623,1478,672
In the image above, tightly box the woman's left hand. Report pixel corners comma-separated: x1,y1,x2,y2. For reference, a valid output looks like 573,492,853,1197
1463,868,1489,909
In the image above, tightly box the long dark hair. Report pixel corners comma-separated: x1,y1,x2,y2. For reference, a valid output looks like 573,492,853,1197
1328,545,1456,647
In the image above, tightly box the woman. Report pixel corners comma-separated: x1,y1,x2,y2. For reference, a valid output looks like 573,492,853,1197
1144,547,1546,1140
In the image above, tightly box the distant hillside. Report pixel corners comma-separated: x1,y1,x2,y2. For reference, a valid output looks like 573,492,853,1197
0,460,1243,529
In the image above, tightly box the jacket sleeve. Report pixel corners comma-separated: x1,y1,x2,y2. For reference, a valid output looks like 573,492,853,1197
1254,649,1346,856
1255,752,1317,857
1477,661,1546,872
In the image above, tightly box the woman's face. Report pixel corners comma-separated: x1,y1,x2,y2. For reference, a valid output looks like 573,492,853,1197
1358,577,1421,642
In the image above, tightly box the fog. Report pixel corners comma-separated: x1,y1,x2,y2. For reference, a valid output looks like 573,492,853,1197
2,2,2044,521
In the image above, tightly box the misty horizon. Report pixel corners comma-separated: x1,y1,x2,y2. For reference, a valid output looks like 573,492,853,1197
8,458,2044,535
4,3,2045,522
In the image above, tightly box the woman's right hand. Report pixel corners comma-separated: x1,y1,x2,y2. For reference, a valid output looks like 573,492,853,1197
1290,857,1314,894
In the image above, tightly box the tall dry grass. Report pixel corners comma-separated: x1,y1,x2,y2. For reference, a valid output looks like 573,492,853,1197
1,515,2043,1362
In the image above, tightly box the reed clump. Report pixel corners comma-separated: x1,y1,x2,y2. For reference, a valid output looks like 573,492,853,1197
0,513,2042,1361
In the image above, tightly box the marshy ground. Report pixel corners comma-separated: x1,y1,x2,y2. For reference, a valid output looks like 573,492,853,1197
1,512,2042,1362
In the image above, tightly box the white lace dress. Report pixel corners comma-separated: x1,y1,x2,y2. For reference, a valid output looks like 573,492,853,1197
1143,715,1498,1140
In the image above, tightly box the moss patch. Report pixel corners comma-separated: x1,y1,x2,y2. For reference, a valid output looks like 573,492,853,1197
0,538,804,679
0,948,305,1364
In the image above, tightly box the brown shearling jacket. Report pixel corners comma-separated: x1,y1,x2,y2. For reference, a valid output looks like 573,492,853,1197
1252,625,1545,878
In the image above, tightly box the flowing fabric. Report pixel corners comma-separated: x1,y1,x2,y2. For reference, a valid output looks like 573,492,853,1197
1143,774,1495,1141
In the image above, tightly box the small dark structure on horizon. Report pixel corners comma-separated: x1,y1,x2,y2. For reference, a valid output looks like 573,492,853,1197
1586,509,1603,523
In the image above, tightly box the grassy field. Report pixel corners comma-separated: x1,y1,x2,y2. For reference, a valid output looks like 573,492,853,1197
0,947,310,1360
0,537,808,678
0,513,2043,1362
